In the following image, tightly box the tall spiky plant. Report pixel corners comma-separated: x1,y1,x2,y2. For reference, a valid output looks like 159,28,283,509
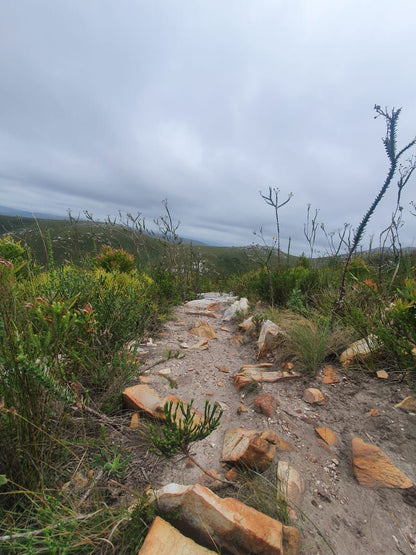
336,105,416,307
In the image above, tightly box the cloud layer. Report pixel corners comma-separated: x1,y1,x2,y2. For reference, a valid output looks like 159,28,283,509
1,0,415,252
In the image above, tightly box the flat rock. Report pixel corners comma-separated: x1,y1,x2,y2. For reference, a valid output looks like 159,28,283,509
233,368,299,390
395,396,416,412
222,428,278,471
122,384,202,423
315,427,338,446
351,437,413,488
139,516,216,554
149,483,299,555
277,461,305,505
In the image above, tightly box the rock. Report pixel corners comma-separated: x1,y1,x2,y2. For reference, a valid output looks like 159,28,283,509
122,385,202,423
129,412,140,429
239,316,257,337
351,438,413,488
123,384,163,416
222,298,249,321
257,320,287,358
237,404,248,414
395,396,416,412
277,461,305,505
158,367,171,376
376,370,389,379
189,322,217,339
303,388,326,405
139,515,216,554
315,427,338,446
149,483,300,555
276,437,295,451
339,335,379,366
215,365,230,373
233,367,299,390
254,393,277,417
321,365,340,384
188,338,210,350
222,428,278,471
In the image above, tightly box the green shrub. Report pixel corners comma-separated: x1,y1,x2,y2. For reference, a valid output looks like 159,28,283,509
95,244,136,273
376,277,416,378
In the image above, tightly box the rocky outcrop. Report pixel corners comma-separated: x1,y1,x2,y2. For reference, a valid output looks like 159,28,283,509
139,516,216,554
351,438,413,488
222,428,278,471
148,483,300,555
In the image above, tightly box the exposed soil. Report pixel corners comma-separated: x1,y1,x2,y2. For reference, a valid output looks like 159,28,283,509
126,293,416,554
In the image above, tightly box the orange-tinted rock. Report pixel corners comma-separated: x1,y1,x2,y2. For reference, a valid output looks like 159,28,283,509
366,408,380,416
215,365,230,373
254,393,277,417
222,428,278,471
189,322,217,339
276,437,295,451
139,516,216,554
129,412,140,429
188,338,210,350
303,388,325,405
122,384,202,423
376,370,389,379
395,396,416,412
321,365,340,384
233,368,299,390
351,438,413,489
122,384,163,415
315,427,339,446
149,483,299,555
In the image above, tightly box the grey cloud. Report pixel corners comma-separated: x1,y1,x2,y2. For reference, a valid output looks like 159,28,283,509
1,0,415,252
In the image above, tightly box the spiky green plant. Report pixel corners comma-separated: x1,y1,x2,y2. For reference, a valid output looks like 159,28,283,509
337,105,416,307
149,399,223,458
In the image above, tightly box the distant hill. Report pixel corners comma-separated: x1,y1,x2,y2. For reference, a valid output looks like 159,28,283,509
0,205,65,220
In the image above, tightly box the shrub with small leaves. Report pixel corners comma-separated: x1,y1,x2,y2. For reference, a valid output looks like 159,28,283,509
95,244,135,273
149,399,223,458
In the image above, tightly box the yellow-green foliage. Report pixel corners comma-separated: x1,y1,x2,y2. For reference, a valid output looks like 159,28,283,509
0,235,26,262
95,244,136,273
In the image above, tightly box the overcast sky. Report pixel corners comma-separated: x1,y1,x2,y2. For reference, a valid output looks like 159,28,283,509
1,1,415,254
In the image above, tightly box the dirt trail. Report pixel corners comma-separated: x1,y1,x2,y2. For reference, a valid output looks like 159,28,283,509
136,293,416,554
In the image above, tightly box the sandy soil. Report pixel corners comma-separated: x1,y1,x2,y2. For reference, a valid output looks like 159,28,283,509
129,293,416,554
